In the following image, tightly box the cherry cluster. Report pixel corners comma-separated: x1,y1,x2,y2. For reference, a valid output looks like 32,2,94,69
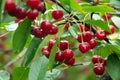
92,55,107,75
77,24,97,53
32,20,58,38
42,39,75,66
4,0,45,21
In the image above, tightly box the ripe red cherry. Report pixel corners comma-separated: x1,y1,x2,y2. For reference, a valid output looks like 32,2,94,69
62,49,74,59
79,24,89,32
42,46,51,58
27,0,40,9
59,40,69,51
40,20,53,34
77,33,82,43
49,25,58,35
105,25,115,35
27,9,39,20
102,14,111,20
82,31,92,42
88,39,97,49
64,57,75,66
79,42,90,53
37,2,45,12
52,10,63,20
4,0,16,12
96,30,106,40
15,8,27,19
93,63,105,75
33,27,47,38
48,39,56,50
55,51,64,62
91,55,103,64
64,23,69,30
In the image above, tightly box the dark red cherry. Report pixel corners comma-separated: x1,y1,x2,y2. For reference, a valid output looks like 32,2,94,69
82,31,92,42
49,25,58,35
40,20,53,34
33,27,47,38
48,39,56,50
79,24,89,32
64,23,69,30
77,33,82,43
27,0,40,9
52,10,63,20
79,42,90,53
91,55,103,64
4,0,16,12
59,40,69,51
62,49,74,59
88,39,97,49
55,51,64,62
102,14,111,20
15,8,27,19
64,57,75,66
37,2,45,12
27,9,39,20
93,63,105,75
96,30,106,40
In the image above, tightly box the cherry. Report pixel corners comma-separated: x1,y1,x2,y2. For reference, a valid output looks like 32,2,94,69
40,20,53,34
105,25,115,35
95,30,106,40
49,25,58,35
92,55,103,64
55,51,64,62
4,0,16,12
42,46,50,58
88,39,97,49
64,23,69,30
48,39,56,50
15,8,27,19
82,31,92,42
27,9,39,20
64,57,75,66
93,63,105,75
62,49,74,59
77,33,82,43
79,24,89,32
59,40,69,51
52,10,63,20
79,42,90,53
102,14,111,20
33,27,47,38
27,0,40,9
37,2,45,13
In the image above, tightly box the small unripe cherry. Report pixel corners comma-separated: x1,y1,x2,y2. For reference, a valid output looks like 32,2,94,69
64,57,75,66
59,40,69,51
79,42,90,53
93,63,105,75
62,49,74,59
52,10,63,20
96,30,106,40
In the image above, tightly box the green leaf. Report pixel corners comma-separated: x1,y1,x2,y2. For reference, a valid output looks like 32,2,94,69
44,69,61,80
106,53,120,80
70,0,84,13
0,0,3,23
49,40,59,70
12,18,31,53
85,20,110,32
83,5,115,12
23,37,42,67
12,67,29,80
0,70,10,80
28,56,49,80
68,26,78,39
111,16,120,28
